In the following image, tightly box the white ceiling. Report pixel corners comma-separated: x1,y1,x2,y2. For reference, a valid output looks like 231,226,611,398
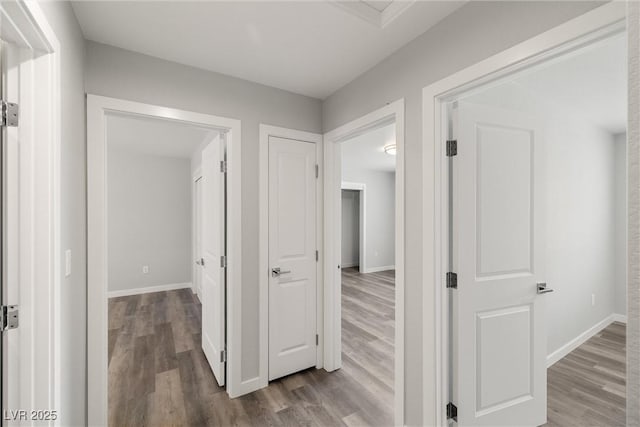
107,113,216,159
342,122,396,172
71,1,465,99
465,33,626,134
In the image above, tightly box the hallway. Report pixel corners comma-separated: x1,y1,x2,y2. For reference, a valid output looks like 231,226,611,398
107,275,395,426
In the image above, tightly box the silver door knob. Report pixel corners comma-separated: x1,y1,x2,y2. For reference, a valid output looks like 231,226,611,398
537,282,554,294
271,267,291,277
195,258,204,266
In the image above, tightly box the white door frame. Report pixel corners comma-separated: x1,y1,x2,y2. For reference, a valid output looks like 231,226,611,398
258,125,323,388
192,170,203,298
323,99,405,427
340,182,366,272
87,95,242,425
421,3,627,425
0,1,61,423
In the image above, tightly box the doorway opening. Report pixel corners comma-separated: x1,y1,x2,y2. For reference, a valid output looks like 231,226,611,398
340,120,397,425
105,112,229,424
440,22,626,426
324,99,405,426
87,95,242,425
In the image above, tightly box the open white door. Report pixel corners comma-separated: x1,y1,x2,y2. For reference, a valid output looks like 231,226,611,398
452,102,547,426
268,136,317,381
200,134,226,387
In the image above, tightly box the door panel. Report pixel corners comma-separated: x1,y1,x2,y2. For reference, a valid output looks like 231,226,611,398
268,136,317,381
201,134,226,387
453,102,546,426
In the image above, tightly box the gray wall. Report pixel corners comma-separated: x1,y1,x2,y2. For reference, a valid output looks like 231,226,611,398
615,133,628,316
85,40,322,381
544,114,619,354
107,148,192,293
38,2,87,426
322,2,603,424
341,190,360,268
342,170,396,271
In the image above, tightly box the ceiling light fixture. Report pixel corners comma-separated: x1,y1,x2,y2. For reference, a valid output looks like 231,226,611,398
384,143,396,156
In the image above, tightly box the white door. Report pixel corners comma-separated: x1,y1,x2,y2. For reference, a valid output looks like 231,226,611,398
2,39,22,423
268,136,317,381
452,102,547,426
194,177,203,299
200,134,226,387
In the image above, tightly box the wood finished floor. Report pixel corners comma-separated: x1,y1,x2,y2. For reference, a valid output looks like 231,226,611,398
108,267,395,427
545,321,626,427
109,276,626,427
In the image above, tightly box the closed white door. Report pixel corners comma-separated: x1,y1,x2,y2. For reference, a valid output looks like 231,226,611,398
453,102,547,426
200,134,226,387
268,136,317,381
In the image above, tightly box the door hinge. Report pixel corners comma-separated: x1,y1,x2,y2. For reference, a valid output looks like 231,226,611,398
446,140,457,157
220,160,228,173
1,101,19,127
316,250,319,262
220,255,227,268
315,164,319,178
446,272,457,289
446,402,457,421
220,349,227,363
1,305,19,331
316,334,319,346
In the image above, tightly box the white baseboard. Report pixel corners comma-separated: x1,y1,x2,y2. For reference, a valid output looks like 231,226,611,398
362,265,395,273
108,282,192,298
612,313,627,324
546,313,620,368
341,262,358,268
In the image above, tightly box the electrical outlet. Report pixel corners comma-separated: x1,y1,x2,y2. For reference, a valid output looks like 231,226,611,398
591,293,596,307
143,265,149,274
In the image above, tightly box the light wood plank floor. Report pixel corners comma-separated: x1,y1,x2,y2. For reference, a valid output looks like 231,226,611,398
545,321,626,427
108,267,395,426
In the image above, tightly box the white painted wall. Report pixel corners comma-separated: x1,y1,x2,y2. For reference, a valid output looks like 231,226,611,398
342,169,395,271
322,3,603,422
341,190,360,268
615,132,628,316
85,40,322,381
37,2,87,425
107,148,192,293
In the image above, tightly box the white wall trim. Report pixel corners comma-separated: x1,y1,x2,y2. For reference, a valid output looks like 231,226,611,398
258,124,323,391
422,3,627,425
88,95,242,424
362,265,395,274
107,282,193,298
547,314,623,367
612,313,628,324
0,2,62,424
323,99,405,427
341,181,367,273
